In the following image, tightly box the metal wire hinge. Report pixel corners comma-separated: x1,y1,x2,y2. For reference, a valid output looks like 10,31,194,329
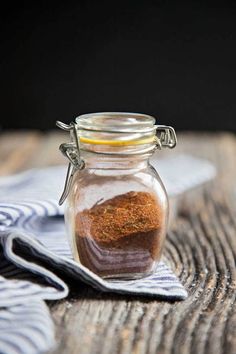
56,121,85,205
155,125,177,149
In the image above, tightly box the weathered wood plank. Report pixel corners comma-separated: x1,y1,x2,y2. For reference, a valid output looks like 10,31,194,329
0,131,67,173
1,131,236,354
0,131,43,175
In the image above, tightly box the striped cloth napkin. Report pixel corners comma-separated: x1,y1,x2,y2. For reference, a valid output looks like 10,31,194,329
0,155,216,354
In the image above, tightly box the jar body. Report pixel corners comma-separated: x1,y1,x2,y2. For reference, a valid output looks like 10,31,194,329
65,157,169,279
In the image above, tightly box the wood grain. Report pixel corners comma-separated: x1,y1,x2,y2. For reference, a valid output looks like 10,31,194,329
0,131,236,354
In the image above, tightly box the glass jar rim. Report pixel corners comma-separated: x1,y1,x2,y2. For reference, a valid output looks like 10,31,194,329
75,112,156,133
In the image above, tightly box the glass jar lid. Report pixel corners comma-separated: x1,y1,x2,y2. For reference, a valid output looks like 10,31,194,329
56,112,177,204
75,112,157,148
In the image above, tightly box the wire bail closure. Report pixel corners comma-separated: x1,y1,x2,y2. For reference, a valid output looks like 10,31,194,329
56,121,85,205
155,125,177,149
56,120,177,205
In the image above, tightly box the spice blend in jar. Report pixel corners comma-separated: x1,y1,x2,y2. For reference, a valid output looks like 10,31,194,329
75,191,165,278
57,112,177,279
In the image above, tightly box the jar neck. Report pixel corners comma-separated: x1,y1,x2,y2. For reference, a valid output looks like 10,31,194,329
81,151,151,170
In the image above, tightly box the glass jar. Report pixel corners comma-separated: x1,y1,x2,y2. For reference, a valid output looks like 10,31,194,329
57,112,177,279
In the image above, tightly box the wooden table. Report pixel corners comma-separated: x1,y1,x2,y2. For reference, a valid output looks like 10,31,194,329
1,131,236,354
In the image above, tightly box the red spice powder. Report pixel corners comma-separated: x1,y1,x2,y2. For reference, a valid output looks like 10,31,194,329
75,191,166,278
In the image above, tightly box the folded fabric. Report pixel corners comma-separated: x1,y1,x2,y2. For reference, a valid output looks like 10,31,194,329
0,155,216,354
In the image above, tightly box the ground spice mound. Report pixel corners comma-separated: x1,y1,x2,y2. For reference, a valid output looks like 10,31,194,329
75,191,165,278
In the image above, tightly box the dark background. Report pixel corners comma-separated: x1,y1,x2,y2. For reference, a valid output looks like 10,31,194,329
1,1,236,131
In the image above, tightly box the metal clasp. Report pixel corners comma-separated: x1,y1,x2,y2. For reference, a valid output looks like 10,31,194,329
155,125,177,149
56,121,85,205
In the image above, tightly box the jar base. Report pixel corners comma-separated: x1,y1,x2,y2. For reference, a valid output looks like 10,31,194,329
100,268,156,280
73,249,159,280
